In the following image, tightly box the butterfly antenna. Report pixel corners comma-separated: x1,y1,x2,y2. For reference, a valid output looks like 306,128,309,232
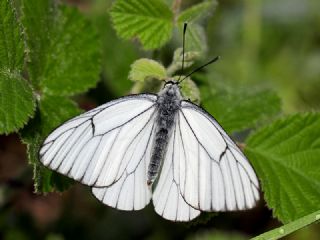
179,56,220,83
177,22,188,82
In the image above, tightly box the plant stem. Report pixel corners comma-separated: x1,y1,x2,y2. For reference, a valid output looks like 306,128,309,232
251,209,320,240
172,0,182,21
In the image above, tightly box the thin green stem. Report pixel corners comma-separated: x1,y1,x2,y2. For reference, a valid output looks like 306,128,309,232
251,209,320,240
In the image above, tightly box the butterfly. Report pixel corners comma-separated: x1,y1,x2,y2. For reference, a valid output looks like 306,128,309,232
39,24,259,222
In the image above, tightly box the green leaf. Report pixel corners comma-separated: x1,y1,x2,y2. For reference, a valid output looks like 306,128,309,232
130,78,163,95
180,78,200,104
93,8,138,95
174,22,208,53
178,0,217,23
110,0,173,50
201,83,281,133
173,76,201,104
21,0,56,88
41,6,101,96
37,96,82,135
185,24,208,53
129,58,166,82
21,96,82,193
0,0,24,71
0,71,35,134
176,1,217,53
22,1,101,95
0,0,34,134
245,113,320,223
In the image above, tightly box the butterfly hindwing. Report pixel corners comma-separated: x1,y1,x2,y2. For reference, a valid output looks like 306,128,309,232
152,125,201,221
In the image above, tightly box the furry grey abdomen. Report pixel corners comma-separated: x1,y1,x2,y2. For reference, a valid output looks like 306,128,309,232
147,83,182,185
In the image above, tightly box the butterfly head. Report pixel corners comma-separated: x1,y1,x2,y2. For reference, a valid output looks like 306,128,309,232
159,79,181,98
164,79,179,87
163,79,180,93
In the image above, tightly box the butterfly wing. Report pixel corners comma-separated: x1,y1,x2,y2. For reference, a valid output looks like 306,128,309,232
91,114,156,210
153,101,259,221
39,94,157,210
152,124,201,221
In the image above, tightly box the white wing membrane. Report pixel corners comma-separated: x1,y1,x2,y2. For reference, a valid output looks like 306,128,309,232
153,127,200,221
153,101,259,221
92,116,155,210
40,94,157,194
178,101,259,211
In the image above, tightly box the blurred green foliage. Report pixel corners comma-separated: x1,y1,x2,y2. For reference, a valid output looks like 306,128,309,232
0,0,319,239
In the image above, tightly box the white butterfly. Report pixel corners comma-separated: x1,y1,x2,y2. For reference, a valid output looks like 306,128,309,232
39,80,260,222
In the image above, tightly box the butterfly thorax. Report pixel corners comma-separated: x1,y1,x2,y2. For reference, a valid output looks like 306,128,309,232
147,83,182,186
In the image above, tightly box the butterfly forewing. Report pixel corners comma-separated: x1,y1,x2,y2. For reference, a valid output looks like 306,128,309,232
39,94,157,188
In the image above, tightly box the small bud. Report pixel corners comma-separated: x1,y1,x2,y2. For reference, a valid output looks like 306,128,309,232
174,76,201,104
